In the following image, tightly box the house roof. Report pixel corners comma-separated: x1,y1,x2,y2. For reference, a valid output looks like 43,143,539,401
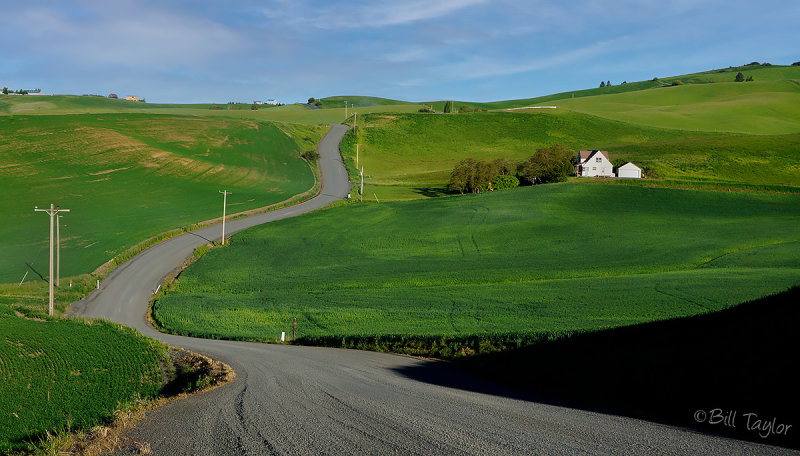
578,150,610,163
618,162,641,170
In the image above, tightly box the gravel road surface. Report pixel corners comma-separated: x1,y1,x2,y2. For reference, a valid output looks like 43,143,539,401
68,124,794,455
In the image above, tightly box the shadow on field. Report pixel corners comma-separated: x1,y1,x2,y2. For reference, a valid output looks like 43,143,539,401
412,187,452,198
392,287,800,450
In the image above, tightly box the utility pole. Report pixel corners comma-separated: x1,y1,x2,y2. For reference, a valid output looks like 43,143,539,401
344,101,348,120
219,190,232,245
56,215,63,287
356,143,359,169
34,204,70,316
354,112,357,130
360,166,364,202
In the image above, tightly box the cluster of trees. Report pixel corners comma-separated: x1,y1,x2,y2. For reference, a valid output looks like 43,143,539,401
307,97,323,107
2,87,30,95
735,72,754,82
599,81,612,87
793,62,800,66
447,144,573,194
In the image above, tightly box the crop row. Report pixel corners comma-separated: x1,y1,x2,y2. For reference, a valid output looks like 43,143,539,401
0,309,165,451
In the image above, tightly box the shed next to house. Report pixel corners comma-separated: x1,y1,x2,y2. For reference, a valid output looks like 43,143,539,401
617,162,642,179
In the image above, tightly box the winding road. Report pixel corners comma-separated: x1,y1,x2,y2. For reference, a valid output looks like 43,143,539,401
69,125,792,455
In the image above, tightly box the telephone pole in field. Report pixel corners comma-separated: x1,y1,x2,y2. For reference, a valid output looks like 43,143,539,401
34,203,70,316
219,190,232,245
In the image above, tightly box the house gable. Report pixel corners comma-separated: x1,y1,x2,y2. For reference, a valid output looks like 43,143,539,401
577,150,613,177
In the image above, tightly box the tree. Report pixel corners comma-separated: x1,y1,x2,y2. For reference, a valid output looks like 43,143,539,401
492,158,516,176
443,101,453,113
519,143,572,184
735,72,745,82
746,76,754,82
308,97,315,104
448,158,477,193
793,62,800,66
2,87,7,95
606,80,611,86
447,159,497,193
600,81,605,87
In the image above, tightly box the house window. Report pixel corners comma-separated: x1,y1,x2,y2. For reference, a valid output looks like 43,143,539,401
596,157,602,162
592,167,596,171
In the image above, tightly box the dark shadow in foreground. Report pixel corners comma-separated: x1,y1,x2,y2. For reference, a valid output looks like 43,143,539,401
412,187,452,198
391,287,800,450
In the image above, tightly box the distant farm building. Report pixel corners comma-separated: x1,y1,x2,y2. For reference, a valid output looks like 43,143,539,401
576,150,614,177
125,95,139,101
617,162,642,179
108,93,118,99
265,99,279,105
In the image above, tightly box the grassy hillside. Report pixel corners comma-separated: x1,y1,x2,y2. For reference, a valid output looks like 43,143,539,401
472,64,800,110
0,94,424,125
340,111,800,200
152,184,800,342
0,113,320,283
315,96,416,109
0,303,165,452
545,78,800,134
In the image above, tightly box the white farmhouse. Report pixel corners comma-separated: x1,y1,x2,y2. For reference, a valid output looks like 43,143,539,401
617,162,642,179
576,150,614,177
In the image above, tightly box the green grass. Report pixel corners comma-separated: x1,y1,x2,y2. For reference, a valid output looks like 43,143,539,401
0,94,426,125
474,64,800,111
151,184,800,343
340,111,800,199
0,304,165,452
0,113,320,283
547,79,800,135
315,96,416,109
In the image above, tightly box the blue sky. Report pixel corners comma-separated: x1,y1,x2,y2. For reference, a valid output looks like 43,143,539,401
1,0,798,104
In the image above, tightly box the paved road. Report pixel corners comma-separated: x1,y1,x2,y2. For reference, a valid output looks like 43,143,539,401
69,125,793,455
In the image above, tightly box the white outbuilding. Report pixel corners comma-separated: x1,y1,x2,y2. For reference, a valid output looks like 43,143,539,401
617,162,642,179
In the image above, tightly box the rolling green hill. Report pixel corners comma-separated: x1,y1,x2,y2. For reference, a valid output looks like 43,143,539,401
0,303,165,452
340,110,800,200
314,95,416,109
0,113,320,283
152,184,800,343
542,79,800,134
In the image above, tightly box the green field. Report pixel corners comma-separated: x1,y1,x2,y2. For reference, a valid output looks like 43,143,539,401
0,94,425,126
151,184,800,342
340,110,800,200
0,303,165,452
0,113,320,283
545,79,800,135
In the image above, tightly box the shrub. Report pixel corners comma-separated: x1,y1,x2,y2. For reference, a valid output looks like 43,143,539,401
491,174,520,190
301,150,320,161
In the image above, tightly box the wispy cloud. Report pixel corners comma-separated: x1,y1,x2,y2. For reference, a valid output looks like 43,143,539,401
261,0,488,29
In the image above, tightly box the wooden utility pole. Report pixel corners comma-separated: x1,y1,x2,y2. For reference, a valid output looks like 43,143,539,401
219,190,232,245
34,204,70,316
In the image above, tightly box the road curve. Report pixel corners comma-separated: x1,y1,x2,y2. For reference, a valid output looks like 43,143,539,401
69,125,791,455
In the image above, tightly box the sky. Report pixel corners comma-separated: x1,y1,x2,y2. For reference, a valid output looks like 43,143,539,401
1,0,798,104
